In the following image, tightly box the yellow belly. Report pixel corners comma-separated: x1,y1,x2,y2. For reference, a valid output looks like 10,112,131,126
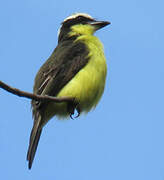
44,35,107,119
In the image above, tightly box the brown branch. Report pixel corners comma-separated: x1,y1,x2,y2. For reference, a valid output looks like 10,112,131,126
0,80,74,103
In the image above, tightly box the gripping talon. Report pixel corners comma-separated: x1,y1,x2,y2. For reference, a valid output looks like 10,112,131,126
74,106,81,118
67,99,80,119
70,114,74,119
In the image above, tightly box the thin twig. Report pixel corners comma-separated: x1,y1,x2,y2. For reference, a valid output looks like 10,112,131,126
0,80,74,103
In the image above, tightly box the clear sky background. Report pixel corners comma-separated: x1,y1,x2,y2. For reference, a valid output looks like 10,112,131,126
0,0,164,179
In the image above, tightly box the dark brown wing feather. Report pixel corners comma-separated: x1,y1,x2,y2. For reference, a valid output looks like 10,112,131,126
33,40,89,96
27,40,89,169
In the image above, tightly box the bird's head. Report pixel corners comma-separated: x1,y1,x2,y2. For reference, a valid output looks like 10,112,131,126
58,13,110,42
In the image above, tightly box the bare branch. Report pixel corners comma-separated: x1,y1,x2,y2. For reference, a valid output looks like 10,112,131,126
0,80,74,103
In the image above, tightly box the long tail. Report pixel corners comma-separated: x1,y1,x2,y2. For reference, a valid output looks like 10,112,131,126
27,114,42,169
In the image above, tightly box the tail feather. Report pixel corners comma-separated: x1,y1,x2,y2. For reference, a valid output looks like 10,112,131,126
27,114,42,169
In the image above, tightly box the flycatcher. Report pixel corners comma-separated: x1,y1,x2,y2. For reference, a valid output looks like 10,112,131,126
27,13,110,169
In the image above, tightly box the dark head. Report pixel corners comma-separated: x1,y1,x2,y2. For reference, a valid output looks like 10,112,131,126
58,13,110,42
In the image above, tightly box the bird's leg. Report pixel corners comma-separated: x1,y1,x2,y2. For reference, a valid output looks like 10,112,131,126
67,99,81,119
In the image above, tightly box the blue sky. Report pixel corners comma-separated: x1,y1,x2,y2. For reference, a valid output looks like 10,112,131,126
0,0,164,179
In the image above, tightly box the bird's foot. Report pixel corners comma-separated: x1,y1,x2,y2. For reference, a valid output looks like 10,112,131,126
67,99,81,119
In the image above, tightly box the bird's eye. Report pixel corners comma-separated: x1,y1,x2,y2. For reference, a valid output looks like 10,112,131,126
77,16,83,21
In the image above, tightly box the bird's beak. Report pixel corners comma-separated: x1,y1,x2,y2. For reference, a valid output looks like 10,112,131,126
89,20,111,30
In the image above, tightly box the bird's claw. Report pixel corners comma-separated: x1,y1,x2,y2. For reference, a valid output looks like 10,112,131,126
74,106,81,118
67,99,80,119
70,114,74,120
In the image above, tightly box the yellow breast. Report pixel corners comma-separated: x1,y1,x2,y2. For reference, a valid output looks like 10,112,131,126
56,35,107,115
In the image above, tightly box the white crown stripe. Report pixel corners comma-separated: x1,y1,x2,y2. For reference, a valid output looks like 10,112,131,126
63,13,93,22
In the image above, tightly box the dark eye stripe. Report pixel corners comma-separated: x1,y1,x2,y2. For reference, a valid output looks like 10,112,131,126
62,16,94,28
76,16,94,22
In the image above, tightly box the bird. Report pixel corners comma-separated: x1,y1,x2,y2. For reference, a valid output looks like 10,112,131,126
27,13,110,169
